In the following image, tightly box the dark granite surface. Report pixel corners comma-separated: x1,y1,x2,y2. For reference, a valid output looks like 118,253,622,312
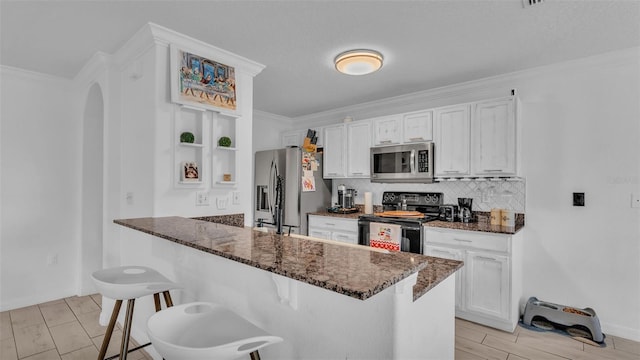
310,210,525,235
114,216,462,301
192,213,244,228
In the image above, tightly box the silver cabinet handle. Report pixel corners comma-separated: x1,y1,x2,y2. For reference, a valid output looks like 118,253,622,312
409,137,424,141
380,140,392,144
484,170,503,173
351,172,364,175
475,255,497,261
324,223,335,226
443,170,460,173
454,238,473,243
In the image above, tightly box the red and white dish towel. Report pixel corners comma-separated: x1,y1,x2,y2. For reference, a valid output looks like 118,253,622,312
369,222,401,252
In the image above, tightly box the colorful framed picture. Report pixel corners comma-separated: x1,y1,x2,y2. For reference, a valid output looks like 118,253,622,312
181,161,200,182
170,45,236,112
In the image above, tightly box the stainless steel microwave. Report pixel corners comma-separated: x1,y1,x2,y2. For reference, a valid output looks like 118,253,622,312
370,142,435,183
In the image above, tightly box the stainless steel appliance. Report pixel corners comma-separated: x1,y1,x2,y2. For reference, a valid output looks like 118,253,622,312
458,197,475,223
358,191,442,254
439,204,458,222
255,147,332,234
370,142,435,183
337,184,357,209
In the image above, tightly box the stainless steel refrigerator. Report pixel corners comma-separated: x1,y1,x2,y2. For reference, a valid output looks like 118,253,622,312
254,147,331,235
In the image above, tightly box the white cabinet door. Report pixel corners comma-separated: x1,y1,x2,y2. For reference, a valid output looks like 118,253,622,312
425,245,465,310
332,231,358,245
373,115,402,146
323,125,346,178
434,105,470,177
403,110,433,143
465,251,510,321
346,121,372,177
472,98,516,176
281,130,304,148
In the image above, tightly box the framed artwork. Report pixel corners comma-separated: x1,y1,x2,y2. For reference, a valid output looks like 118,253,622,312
170,45,236,112
181,162,200,181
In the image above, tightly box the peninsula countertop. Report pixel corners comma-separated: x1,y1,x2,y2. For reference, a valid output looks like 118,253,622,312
114,216,462,301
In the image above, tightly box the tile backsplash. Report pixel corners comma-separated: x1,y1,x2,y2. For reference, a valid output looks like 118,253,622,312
332,179,525,213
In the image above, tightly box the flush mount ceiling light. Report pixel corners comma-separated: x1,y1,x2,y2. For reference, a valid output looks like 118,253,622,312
334,49,384,76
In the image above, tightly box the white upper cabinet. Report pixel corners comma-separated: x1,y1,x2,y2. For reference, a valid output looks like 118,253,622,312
472,98,516,176
372,115,402,146
281,130,304,148
323,124,347,178
434,105,471,177
346,120,372,177
402,110,433,143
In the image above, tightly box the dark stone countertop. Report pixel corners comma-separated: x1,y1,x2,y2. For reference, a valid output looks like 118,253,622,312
114,216,462,301
425,220,524,235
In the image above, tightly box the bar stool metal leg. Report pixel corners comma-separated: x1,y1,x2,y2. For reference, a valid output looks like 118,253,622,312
249,350,261,360
98,300,123,360
119,299,136,360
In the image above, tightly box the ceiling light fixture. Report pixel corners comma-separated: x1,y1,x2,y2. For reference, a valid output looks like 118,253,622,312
334,49,383,76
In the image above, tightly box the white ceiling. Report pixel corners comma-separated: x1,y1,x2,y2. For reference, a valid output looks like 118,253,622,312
2,1,639,118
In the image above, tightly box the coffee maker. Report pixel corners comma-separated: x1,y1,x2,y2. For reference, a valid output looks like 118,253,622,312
458,198,475,223
337,184,357,209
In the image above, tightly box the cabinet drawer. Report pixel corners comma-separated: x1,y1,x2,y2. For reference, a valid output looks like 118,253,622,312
332,231,358,244
308,215,358,233
424,228,510,253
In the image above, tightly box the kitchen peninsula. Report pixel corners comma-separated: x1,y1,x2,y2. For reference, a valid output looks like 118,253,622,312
114,216,462,359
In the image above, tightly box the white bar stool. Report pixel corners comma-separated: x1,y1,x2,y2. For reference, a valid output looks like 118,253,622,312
92,266,180,360
147,302,283,360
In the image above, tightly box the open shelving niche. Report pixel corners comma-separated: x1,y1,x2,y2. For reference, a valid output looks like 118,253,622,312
174,105,207,188
211,111,239,188
173,104,240,189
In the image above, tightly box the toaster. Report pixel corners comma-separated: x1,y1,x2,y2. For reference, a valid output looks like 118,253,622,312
439,205,458,222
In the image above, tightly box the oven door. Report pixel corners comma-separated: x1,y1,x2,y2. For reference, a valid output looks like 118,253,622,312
358,217,423,254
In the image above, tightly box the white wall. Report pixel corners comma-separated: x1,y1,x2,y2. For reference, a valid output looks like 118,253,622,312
276,48,640,340
253,110,294,152
0,67,80,309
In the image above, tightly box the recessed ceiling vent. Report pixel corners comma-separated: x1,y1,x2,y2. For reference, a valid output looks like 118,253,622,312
522,0,544,7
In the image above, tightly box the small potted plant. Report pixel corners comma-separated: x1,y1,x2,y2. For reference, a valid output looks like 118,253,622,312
218,136,232,147
180,132,195,143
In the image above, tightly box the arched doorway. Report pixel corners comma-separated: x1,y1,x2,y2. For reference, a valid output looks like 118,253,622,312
80,83,104,294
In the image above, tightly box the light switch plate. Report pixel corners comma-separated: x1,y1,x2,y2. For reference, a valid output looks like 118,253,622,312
196,191,210,206
232,191,240,205
632,193,640,208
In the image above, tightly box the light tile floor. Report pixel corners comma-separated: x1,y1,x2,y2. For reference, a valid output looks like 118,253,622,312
1,295,151,360
1,294,639,360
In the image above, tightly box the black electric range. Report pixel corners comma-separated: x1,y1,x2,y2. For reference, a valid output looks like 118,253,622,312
358,192,443,254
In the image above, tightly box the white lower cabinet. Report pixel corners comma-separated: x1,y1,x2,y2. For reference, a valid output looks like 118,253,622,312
308,215,358,245
424,227,522,332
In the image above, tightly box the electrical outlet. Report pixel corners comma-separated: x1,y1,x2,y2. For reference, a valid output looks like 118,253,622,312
196,191,210,206
573,192,585,207
232,191,240,205
217,197,228,209
632,193,640,208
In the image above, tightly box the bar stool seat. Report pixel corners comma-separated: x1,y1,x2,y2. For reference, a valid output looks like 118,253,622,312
92,266,179,360
147,302,283,360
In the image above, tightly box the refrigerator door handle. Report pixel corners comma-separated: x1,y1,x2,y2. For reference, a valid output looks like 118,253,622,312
268,160,278,222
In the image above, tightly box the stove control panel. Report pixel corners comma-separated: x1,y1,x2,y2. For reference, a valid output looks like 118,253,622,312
381,192,443,206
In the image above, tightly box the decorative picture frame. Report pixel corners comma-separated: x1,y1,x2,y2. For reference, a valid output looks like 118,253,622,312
181,161,200,181
170,45,237,112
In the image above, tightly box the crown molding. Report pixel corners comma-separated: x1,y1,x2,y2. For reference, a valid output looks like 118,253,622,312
73,51,112,88
146,22,266,77
1,65,72,86
291,46,640,127
254,110,294,127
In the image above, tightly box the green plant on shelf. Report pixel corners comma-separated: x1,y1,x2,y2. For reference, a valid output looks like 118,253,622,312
218,136,232,147
180,132,195,143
